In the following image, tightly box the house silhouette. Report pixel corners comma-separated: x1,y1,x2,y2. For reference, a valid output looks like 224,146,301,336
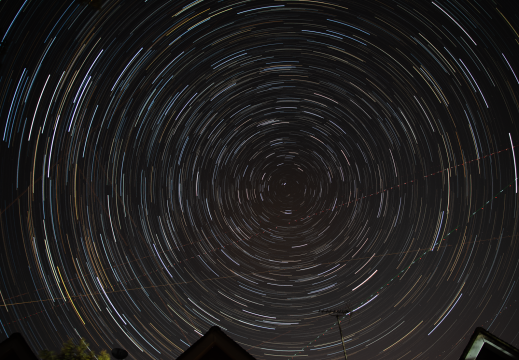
176,326,256,360
459,327,519,360
0,333,39,360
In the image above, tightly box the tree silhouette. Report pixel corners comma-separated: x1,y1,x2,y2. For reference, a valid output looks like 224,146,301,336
39,338,110,360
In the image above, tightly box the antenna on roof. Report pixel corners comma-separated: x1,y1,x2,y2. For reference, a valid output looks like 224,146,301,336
319,305,352,360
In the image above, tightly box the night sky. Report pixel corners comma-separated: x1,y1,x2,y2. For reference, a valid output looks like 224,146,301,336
1,0,519,359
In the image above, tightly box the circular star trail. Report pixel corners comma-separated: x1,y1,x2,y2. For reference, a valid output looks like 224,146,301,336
1,0,519,359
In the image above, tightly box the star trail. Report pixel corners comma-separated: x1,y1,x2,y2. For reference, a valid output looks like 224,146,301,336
0,0,518,359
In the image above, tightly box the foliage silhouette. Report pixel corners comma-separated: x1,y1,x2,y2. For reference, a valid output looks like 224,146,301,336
39,338,110,360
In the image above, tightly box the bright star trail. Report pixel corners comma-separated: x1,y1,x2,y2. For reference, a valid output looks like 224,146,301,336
0,0,518,359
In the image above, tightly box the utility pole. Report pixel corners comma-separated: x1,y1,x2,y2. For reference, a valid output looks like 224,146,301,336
319,308,352,360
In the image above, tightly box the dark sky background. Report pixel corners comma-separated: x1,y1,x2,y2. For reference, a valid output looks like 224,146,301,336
0,0,519,359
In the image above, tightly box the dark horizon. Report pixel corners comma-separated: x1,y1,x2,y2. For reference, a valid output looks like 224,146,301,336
0,0,518,359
